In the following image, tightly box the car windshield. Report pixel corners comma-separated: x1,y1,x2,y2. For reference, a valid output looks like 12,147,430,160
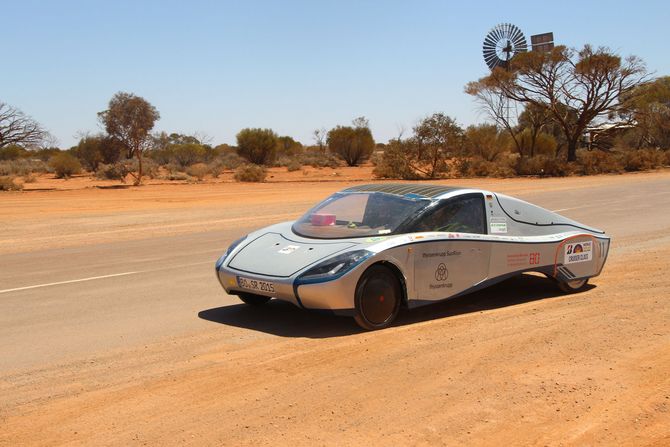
292,192,430,239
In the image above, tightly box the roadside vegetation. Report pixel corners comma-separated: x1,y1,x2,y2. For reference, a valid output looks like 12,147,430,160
1,44,669,189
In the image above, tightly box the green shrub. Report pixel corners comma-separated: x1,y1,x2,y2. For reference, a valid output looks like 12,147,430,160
49,153,82,178
234,164,267,182
236,128,278,165
186,163,209,180
0,176,22,191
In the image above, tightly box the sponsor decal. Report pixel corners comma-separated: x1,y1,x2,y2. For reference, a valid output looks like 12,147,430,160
490,217,508,234
422,250,461,258
378,229,391,234
506,252,541,267
365,236,387,243
430,263,453,289
434,263,449,281
278,245,300,254
564,241,593,264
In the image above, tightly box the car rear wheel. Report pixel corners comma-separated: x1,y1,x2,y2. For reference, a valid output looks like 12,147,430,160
354,265,401,330
557,278,589,293
238,292,271,306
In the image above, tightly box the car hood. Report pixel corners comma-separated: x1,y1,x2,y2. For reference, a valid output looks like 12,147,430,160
227,231,358,277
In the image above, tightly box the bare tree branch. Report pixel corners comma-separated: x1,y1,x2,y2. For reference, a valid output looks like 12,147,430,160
0,102,48,149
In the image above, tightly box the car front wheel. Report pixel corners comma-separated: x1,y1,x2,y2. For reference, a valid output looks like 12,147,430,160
354,265,402,330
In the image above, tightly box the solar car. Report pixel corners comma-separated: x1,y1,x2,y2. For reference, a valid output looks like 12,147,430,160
215,184,610,330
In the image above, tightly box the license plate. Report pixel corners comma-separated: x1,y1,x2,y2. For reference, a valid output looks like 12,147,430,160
237,276,275,294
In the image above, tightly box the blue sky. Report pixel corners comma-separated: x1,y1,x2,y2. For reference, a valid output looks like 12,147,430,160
3,0,669,148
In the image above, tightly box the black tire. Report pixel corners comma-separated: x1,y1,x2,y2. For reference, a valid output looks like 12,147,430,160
557,278,589,293
353,265,402,330
238,292,271,306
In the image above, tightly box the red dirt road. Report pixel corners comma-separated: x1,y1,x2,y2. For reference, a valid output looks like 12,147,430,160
1,172,669,446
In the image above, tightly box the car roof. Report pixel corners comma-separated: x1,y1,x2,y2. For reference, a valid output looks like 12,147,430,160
342,183,465,199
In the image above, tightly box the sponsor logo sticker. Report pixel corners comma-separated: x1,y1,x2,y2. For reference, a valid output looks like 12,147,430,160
564,241,593,264
278,245,300,254
490,217,507,234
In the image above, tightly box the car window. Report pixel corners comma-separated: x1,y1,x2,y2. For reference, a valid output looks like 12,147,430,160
292,192,430,239
411,194,486,234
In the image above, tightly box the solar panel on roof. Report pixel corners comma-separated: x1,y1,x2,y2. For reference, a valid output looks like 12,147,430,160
342,184,462,199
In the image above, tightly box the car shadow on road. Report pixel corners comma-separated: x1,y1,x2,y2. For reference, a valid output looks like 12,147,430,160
198,273,595,339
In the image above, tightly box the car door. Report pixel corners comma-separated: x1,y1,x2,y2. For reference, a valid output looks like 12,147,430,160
411,194,491,302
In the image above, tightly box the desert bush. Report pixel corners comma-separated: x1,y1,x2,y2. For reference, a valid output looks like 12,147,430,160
300,150,340,169
463,124,512,161
286,159,302,172
372,140,420,179
164,172,192,181
516,129,558,157
206,160,225,178
172,143,208,167
0,176,23,191
218,151,245,170
23,173,38,183
186,163,209,181
577,150,624,175
0,159,48,176
0,145,28,161
234,164,267,182
236,128,278,165
327,125,375,166
515,155,574,177
454,156,516,178
49,153,82,178
621,148,666,171
95,163,130,181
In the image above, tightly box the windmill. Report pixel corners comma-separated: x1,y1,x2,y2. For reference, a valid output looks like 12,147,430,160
482,23,528,70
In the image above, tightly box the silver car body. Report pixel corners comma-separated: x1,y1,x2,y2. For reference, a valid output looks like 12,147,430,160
216,184,610,315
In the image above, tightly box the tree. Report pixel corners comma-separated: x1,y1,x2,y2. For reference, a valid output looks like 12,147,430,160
236,128,278,165
411,113,463,178
171,143,207,167
0,102,48,149
312,128,327,152
374,113,462,179
276,136,303,157
73,134,122,171
464,80,524,155
327,118,375,166
619,76,670,149
98,92,160,184
463,124,511,161
516,103,553,157
467,45,648,161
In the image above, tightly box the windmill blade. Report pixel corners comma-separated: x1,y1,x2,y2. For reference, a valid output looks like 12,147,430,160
482,22,528,70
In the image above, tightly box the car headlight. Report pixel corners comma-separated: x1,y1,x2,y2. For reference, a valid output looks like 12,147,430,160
296,250,372,285
215,236,247,271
